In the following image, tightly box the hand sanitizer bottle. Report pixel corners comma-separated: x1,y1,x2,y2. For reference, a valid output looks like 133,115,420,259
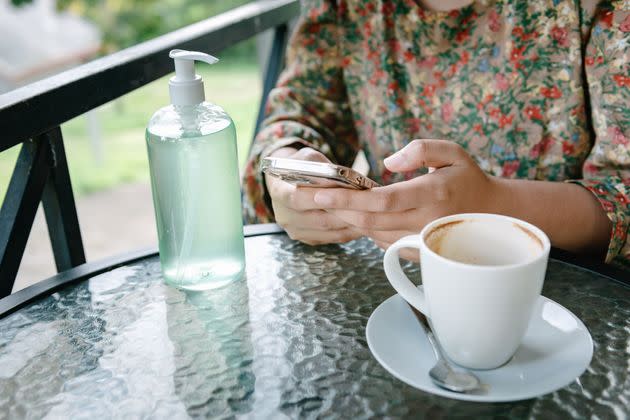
146,49,245,290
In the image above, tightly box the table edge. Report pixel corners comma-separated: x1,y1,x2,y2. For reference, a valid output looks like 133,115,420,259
1,223,627,318
0,223,285,317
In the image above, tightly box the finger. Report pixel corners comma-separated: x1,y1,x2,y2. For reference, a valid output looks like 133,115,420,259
398,248,420,262
265,170,295,198
371,239,419,262
326,209,421,231
268,147,301,158
314,181,428,212
361,229,418,244
276,208,349,231
286,227,362,245
269,182,333,211
290,147,332,163
383,139,469,172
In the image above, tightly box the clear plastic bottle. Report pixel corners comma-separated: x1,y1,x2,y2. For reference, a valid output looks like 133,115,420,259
145,50,245,290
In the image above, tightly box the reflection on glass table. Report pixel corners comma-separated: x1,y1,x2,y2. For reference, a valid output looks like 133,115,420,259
0,226,628,418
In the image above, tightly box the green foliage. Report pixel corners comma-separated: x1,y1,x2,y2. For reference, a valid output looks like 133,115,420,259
2,1,261,198
10,0,255,57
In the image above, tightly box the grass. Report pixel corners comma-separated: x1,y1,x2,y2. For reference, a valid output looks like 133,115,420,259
0,58,261,198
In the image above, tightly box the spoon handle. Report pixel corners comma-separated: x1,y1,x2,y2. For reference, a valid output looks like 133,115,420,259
407,303,444,362
406,303,482,393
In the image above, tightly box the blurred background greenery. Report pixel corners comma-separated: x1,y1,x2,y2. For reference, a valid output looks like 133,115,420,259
2,0,261,197
11,0,255,57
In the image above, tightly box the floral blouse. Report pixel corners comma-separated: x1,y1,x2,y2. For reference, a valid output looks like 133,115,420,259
242,0,630,264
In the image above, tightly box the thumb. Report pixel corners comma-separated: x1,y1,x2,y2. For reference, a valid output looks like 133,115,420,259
383,139,466,172
290,147,332,163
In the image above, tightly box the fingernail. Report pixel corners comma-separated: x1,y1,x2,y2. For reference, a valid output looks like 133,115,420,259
384,152,406,167
314,191,333,207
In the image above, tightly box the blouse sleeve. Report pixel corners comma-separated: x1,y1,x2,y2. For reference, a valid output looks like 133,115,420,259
241,0,360,224
570,1,630,263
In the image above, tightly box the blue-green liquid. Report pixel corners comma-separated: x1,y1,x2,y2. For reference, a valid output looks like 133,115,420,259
146,104,245,290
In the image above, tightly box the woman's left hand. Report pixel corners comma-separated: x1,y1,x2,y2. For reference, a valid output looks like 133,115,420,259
312,139,503,259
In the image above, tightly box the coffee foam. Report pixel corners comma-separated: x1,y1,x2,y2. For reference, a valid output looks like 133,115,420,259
425,218,543,266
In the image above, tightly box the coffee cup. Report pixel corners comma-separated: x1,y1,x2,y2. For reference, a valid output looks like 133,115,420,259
383,213,550,370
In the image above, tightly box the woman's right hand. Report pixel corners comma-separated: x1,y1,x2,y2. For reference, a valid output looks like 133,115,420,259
264,147,362,245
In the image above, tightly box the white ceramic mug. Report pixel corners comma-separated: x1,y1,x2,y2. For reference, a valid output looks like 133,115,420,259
383,213,550,370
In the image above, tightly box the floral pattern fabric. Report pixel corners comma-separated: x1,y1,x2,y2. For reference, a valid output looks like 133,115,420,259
242,0,630,264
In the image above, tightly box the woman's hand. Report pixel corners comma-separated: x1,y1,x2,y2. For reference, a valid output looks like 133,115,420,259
265,147,363,245
312,139,501,256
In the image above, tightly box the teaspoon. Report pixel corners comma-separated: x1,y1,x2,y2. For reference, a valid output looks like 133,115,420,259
407,303,481,393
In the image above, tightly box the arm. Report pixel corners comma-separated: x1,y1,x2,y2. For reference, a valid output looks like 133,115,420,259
467,0,627,261
492,178,611,258
566,1,630,262
242,0,360,224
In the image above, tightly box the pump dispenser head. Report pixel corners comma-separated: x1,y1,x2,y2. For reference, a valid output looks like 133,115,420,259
168,49,219,106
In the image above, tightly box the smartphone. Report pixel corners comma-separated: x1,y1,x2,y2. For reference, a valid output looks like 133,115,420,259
261,157,380,189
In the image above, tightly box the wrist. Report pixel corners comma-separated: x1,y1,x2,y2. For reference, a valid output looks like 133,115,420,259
486,176,514,215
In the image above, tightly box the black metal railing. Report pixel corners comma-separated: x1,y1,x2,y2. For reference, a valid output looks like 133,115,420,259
0,0,299,297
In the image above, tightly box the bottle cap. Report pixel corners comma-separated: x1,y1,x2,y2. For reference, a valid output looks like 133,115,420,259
168,49,219,106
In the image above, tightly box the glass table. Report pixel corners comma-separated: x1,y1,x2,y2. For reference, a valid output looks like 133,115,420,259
0,225,628,418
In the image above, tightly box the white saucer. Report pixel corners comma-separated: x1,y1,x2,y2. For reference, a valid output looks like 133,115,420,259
366,292,593,402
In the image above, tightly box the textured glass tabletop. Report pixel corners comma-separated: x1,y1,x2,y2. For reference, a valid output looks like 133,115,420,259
0,234,628,419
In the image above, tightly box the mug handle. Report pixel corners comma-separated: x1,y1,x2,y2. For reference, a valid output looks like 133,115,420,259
383,234,430,316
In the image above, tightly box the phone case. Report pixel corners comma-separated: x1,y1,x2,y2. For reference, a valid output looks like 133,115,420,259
261,157,380,189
